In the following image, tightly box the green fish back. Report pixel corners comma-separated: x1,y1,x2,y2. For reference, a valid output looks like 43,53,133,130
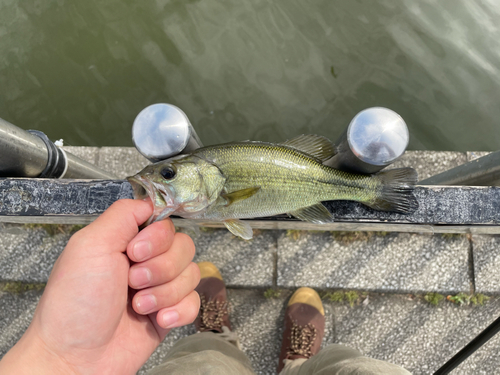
192,142,380,219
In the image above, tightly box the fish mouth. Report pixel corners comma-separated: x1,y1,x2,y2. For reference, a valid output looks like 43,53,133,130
127,175,177,225
127,176,154,201
127,175,175,207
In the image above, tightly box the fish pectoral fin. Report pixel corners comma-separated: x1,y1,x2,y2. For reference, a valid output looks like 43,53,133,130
221,187,261,206
224,219,253,240
289,203,334,224
281,134,336,162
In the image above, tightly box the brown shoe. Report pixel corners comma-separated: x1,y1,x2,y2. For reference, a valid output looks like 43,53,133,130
194,262,231,333
277,287,325,373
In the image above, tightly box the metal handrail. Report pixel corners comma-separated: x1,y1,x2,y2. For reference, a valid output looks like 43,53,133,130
0,117,116,179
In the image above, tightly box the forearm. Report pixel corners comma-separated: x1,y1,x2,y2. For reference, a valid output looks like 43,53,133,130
0,332,77,375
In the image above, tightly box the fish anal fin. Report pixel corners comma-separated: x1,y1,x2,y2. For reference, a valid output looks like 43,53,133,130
289,203,334,224
222,187,260,206
224,219,253,240
281,134,336,162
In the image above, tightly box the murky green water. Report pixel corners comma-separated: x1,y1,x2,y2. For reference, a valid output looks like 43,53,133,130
1,0,500,151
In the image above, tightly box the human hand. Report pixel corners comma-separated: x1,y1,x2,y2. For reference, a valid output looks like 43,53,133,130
0,199,200,375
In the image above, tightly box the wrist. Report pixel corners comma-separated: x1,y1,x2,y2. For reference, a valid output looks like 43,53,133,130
0,328,77,375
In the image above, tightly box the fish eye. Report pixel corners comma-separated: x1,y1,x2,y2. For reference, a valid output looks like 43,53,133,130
160,166,176,180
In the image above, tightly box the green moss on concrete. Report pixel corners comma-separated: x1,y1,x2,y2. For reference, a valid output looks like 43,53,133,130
424,293,445,306
319,290,492,308
446,293,491,306
470,294,490,305
322,291,345,303
331,231,369,244
286,230,303,241
252,229,263,236
440,233,465,240
23,223,86,236
199,226,217,233
330,231,389,245
68,224,86,233
345,291,360,307
421,292,491,307
264,288,282,299
322,290,365,307
447,292,470,305
0,281,46,294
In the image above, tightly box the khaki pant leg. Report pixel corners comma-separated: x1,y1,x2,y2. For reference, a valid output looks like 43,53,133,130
147,332,256,375
280,344,412,375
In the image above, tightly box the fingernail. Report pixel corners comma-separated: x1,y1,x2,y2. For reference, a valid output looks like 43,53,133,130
162,310,179,328
129,267,152,288
136,294,157,314
133,241,152,261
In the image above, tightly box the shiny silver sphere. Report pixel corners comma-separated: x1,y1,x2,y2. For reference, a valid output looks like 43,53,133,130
347,107,409,166
132,103,202,162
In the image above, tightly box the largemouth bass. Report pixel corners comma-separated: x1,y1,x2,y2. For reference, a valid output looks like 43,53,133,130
127,134,418,239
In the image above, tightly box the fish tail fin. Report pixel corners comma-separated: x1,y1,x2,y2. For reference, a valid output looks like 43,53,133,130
366,168,419,214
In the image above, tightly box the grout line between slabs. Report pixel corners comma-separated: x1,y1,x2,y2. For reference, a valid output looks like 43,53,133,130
94,146,101,166
273,232,279,288
468,233,476,294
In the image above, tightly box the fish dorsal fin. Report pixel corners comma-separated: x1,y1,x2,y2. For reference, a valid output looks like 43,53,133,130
281,134,336,162
222,187,260,206
224,219,253,240
289,203,334,224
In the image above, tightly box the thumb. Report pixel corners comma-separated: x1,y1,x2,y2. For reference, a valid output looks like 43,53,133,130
69,199,153,255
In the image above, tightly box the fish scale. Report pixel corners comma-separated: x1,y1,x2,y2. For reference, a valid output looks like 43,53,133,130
192,142,380,220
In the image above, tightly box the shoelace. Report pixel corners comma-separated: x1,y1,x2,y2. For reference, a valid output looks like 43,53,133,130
286,321,317,358
198,294,229,332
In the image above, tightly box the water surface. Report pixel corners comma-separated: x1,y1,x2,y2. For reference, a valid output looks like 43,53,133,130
1,0,500,151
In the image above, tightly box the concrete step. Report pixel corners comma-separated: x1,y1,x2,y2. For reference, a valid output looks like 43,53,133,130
1,288,500,375
3,223,500,295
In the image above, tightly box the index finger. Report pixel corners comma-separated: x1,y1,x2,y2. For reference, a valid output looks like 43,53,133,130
126,219,176,263
69,199,153,255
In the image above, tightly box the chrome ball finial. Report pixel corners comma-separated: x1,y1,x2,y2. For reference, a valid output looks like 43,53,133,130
326,107,409,174
132,103,203,162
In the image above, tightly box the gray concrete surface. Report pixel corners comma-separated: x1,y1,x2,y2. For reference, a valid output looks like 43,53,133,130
330,293,500,375
0,289,41,357
277,231,471,293
2,288,500,375
0,224,276,287
187,228,277,288
0,223,69,282
392,151,466,181
62,146,100,165
472,234,500,294
97,147,150,179
1,224,476,293
467,151,490,162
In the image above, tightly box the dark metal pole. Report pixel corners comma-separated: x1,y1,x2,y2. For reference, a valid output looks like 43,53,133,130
434,314,500,375
419,151,500,186
0,117,116,179
0,117,49,177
